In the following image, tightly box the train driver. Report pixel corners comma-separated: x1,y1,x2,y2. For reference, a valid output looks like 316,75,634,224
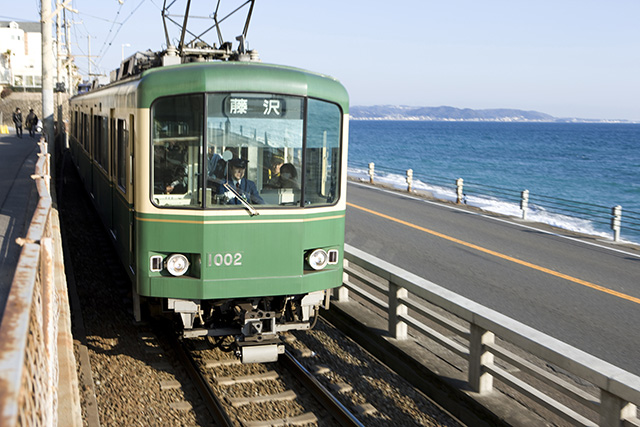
220,158,265,205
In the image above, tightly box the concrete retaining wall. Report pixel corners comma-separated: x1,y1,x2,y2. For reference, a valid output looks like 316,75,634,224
0,91,69,127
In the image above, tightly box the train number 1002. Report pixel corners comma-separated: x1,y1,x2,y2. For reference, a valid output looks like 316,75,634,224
209,253,243,267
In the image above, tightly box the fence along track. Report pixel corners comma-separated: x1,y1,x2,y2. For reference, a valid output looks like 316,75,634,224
339,244,640,427
176,335,364,427
0,140,78,427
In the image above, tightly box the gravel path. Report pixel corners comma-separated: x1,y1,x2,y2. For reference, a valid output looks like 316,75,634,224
287,320,463,427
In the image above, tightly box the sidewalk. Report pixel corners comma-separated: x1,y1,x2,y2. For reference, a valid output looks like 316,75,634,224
0,128,82,426
0,128,40,318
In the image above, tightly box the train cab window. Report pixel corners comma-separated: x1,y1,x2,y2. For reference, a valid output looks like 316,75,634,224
304,99,342,206
151,92,342,210
205,93,304,208
151,94,203,207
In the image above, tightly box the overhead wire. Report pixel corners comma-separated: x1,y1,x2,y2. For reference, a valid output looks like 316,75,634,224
93,0,125,68
69,0,92,76
95,0,149,68
67,0,149,75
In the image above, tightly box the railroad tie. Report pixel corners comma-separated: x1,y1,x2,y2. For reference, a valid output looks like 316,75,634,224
215,370,279,386
227,390,297,407
240,412,318,427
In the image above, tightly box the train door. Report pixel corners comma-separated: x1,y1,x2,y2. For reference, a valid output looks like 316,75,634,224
110,109,117,239
128,114,135,272
87,108,94,194
128,113,141,322
92,111,99,200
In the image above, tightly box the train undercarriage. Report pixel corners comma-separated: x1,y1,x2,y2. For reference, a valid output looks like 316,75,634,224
160,290,329,363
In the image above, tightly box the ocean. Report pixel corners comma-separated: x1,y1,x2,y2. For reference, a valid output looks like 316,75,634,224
347,121,640,245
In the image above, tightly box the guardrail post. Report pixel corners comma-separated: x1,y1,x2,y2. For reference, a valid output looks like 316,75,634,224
611,205,622,242
406,169,413,193
388,281,408,340
520,190,529,220
599,389,636,427
368,162,375,184
456,178,464,204
337,259,350,302
468,324,494,394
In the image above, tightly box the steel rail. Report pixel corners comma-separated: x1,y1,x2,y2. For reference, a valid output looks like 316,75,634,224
279,350,365,427
169,334,235,427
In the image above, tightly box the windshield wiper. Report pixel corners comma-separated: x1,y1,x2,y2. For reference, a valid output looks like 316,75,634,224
223,182,259,216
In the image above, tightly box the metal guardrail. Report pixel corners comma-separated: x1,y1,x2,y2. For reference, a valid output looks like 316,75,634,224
353,161,640,243
339,244,640,427
0,140,58,427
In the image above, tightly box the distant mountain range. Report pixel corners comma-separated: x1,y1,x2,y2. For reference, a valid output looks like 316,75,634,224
350,105,630,123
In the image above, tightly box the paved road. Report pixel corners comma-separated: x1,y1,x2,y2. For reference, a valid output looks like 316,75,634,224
0,131,39,318
345,181,640,376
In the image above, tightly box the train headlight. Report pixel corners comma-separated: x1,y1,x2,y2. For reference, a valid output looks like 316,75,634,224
307,249,329,271
165,254,190,276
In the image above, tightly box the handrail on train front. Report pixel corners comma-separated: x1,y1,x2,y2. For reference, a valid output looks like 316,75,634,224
338,243,640,427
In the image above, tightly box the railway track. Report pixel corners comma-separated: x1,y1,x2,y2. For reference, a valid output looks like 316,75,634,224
60,150,463,427
166,329,365,427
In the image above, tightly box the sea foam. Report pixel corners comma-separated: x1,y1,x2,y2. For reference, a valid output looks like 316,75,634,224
348,167,620,243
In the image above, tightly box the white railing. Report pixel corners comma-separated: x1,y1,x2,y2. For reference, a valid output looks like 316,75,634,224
338,244,640,427
356,162,640,244
0,140,59,426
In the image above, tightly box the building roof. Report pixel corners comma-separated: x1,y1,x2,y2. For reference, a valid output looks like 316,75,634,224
0,21,41,34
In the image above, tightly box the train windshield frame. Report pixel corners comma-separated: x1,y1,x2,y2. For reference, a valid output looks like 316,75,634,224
151,92,343,210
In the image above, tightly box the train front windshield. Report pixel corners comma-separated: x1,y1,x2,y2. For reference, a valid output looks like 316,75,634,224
151,93,342,209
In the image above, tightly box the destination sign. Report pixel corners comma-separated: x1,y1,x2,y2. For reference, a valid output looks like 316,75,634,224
224,97,287,118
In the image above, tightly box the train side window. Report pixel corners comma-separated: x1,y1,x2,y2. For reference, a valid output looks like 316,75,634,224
116,119,127,192
94,116,108,170
80,113,84,149
304,99,342,206
93,116,100,165
102,117,108,170
83,113,90,151
73,111,78,139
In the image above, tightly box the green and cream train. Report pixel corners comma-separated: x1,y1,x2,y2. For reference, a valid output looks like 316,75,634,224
69,59,348,362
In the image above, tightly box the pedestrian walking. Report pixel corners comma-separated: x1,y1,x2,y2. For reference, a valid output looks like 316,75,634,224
12,108,23,138
25,108,38,138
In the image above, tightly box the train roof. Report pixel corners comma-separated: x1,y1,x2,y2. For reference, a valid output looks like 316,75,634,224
72,61,349,114
137,61,349,112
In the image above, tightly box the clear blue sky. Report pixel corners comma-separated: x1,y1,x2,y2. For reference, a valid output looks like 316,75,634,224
7,0,640,120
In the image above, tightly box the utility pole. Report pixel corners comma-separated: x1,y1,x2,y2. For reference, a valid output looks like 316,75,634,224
56,0,63,135
41,0,55,150
64,10,73,96
42,0,77,180
74,36,99,84
87,36,92,78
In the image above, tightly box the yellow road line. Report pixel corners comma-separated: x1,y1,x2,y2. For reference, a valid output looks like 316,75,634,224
348,202,640,305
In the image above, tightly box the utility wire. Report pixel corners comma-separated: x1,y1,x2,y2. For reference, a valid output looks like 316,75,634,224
68,0,148,74
95,0,148,68
94,1,125,66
